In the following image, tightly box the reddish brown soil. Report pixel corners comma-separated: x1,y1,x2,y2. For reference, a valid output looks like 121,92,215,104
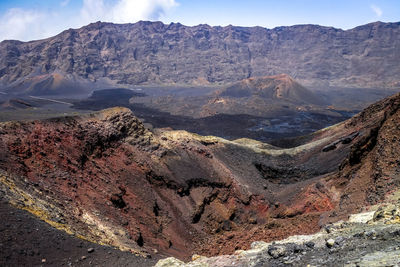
195,213,322,256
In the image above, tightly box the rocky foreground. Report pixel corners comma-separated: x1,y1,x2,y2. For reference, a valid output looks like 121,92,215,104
156,202,400,266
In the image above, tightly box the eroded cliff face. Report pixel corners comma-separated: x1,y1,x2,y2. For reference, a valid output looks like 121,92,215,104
1,21,400,92
0,93,400,260
320,91,400,222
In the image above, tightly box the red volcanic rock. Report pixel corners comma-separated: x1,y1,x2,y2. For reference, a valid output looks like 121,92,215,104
321,92,400,222
0,107,266,259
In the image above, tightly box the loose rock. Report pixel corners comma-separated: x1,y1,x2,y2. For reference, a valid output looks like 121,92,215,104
326,239,335,248
268,245,286,258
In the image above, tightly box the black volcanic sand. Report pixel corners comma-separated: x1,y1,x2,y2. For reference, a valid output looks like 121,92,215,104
71,88,352,144
0,198,159,267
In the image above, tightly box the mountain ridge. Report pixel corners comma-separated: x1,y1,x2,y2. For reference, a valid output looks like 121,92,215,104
1,20,400,92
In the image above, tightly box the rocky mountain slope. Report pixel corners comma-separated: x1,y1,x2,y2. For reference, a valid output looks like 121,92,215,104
1,21,400,93
1,92,400,265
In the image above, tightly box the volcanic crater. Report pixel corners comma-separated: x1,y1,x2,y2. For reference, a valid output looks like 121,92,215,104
1,92,400,264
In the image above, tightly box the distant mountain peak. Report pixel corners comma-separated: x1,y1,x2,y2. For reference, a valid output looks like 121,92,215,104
218,74,323,105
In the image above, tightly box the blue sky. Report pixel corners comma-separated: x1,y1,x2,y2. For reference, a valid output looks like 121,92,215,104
0,0,399,41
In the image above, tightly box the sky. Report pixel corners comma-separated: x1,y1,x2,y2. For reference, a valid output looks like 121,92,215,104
0,0,399,42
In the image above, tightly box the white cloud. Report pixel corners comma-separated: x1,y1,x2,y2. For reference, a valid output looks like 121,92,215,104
0,8,45,41
80,0,107,25
80,0,178,25
370,4,383,18
0,0,179,42
111,0,178,22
